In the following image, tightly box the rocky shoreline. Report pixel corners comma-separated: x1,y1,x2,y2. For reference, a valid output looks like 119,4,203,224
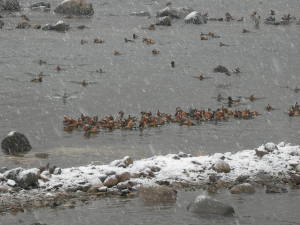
0,142,299,215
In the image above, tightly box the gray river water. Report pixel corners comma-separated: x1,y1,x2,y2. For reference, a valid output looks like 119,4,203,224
0,0,300,223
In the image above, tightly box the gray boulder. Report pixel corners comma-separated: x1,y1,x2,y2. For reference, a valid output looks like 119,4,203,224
187,195,234,216
184,11,207,24
0,0,20,11
4,167,24,180
213,160,231,173
1,131,32,155
266,184,288,193
17,168,39,189
54,0,94,16
42,20,70,32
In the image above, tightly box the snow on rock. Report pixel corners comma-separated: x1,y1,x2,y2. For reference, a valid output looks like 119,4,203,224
1,142,300,195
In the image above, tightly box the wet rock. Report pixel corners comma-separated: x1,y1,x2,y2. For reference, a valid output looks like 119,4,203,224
54,0,94,16
130,11,150,17
213,65,231,76
149,166,161,172
42,20,70,32
17,168,39,189
1,131,32,155
156,16,171,26
230,183,255,194
105,171,116,176
110,156,133,168
16,21,31,29
213,160,231,173
266,184,288,193
0,20,4,28
184,11,207,24
117,181,135,190
178,152,192,158
187,195,234,216
264,143,277,152
139,186,177,203
116,172,131,182
0,0,20,11
103,175,119,187
156,6,192,19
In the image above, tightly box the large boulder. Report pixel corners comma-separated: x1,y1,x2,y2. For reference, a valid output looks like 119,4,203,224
54,0,94,16
187,195,235,216
156,16,171,26
0,0,20,11
1,131,32,155
184,11,207,24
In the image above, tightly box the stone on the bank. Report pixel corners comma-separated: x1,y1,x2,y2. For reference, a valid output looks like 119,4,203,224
264,142,277,152
230,183,255,194
213,160,231,173
42,20,69,32
103,175,119,187
17,168,39,189
54,0,94,16
156,16,171,26
187,195,235,216
98,186,107,192
265,184,288,193
1,131,32,155
184,11,207,24
0,0,20,11
156,6,192,19
53,167,62,175
110,156,133,168
116,172,131,182
139,186,177,203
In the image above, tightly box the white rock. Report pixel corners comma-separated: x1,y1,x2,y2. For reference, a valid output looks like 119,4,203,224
7,179,16,187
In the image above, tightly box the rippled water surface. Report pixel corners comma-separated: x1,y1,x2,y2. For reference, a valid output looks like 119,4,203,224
1,189,300,225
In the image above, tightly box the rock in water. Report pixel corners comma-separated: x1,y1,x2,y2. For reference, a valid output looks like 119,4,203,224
30,1,50,9
213,65,231,76
187,195,235,216
54,0,94,16
184,11,207,24
0,0,20,11
156,6,192,19
17,168,39,189
1,131,32,155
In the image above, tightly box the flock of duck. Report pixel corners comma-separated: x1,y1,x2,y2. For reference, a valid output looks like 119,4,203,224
63,107,261,137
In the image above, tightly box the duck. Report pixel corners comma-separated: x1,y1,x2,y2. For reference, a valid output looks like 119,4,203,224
265,104,274,111
152,49,160,55
94,38,104,44
192,73,211,80
143,37,155,45
113,50,121,55
31,76,43,83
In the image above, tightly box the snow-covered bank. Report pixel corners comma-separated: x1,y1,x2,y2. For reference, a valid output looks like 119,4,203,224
0,142,300,214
